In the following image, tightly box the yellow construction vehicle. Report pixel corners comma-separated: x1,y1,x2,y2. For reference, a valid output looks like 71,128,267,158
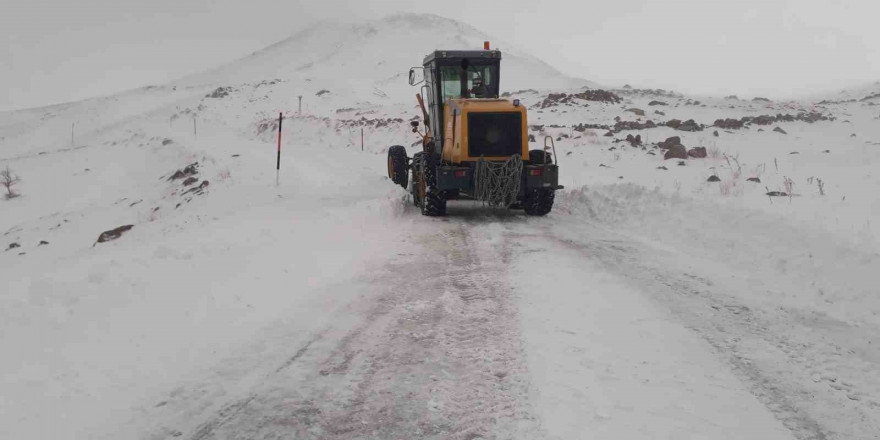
387,43,561,216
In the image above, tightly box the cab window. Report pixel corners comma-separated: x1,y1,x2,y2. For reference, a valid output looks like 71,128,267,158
440,66,462,101
439,64,498,101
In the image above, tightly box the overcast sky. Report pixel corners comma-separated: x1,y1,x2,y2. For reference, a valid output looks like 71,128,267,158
2,0,879,110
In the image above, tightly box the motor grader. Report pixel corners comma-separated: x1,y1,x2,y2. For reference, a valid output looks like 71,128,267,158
386,43,562,216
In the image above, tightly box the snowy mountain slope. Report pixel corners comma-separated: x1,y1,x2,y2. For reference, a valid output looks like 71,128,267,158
810,81,880,103
2,12,880,440
176,13,593,105
0,85,211,159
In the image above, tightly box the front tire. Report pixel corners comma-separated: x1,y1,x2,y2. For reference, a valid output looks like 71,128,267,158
387,145,408,189
410,152,422,207
418,152,446,216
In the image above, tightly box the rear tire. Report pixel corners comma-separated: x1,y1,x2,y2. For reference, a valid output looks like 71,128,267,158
524,149,555,216
523,188,554,216
387,145,408,189
419,152,446,216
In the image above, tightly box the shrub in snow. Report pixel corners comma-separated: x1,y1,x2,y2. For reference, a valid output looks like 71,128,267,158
712,154,746,197
1,165,21,199
720,179,742,197
807,177,826,196
783,177,794,197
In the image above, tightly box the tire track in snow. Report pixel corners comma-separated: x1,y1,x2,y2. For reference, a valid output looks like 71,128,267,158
174,222,541,439
521,224,878,440
274,332,325,374
189,395,257,440
536,231,831,440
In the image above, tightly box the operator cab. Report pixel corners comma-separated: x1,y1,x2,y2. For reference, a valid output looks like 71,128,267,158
425,50,500,102
410,49,502,153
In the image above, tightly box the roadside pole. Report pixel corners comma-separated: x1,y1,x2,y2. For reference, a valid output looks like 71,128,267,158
276,112,283,186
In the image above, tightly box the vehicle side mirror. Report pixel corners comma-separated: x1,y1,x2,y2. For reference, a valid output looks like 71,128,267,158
408,67,424,86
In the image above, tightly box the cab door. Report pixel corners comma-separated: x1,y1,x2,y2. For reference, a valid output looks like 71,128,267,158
423,62,444,155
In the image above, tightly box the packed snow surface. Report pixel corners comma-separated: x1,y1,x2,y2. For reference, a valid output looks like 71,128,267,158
2,12,879,440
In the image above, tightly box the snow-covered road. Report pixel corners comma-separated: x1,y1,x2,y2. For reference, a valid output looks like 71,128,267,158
126,199,878,440
141,213,543,439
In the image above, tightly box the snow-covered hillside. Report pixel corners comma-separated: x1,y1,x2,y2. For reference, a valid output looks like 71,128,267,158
178,13,591,106
2,12,879,440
